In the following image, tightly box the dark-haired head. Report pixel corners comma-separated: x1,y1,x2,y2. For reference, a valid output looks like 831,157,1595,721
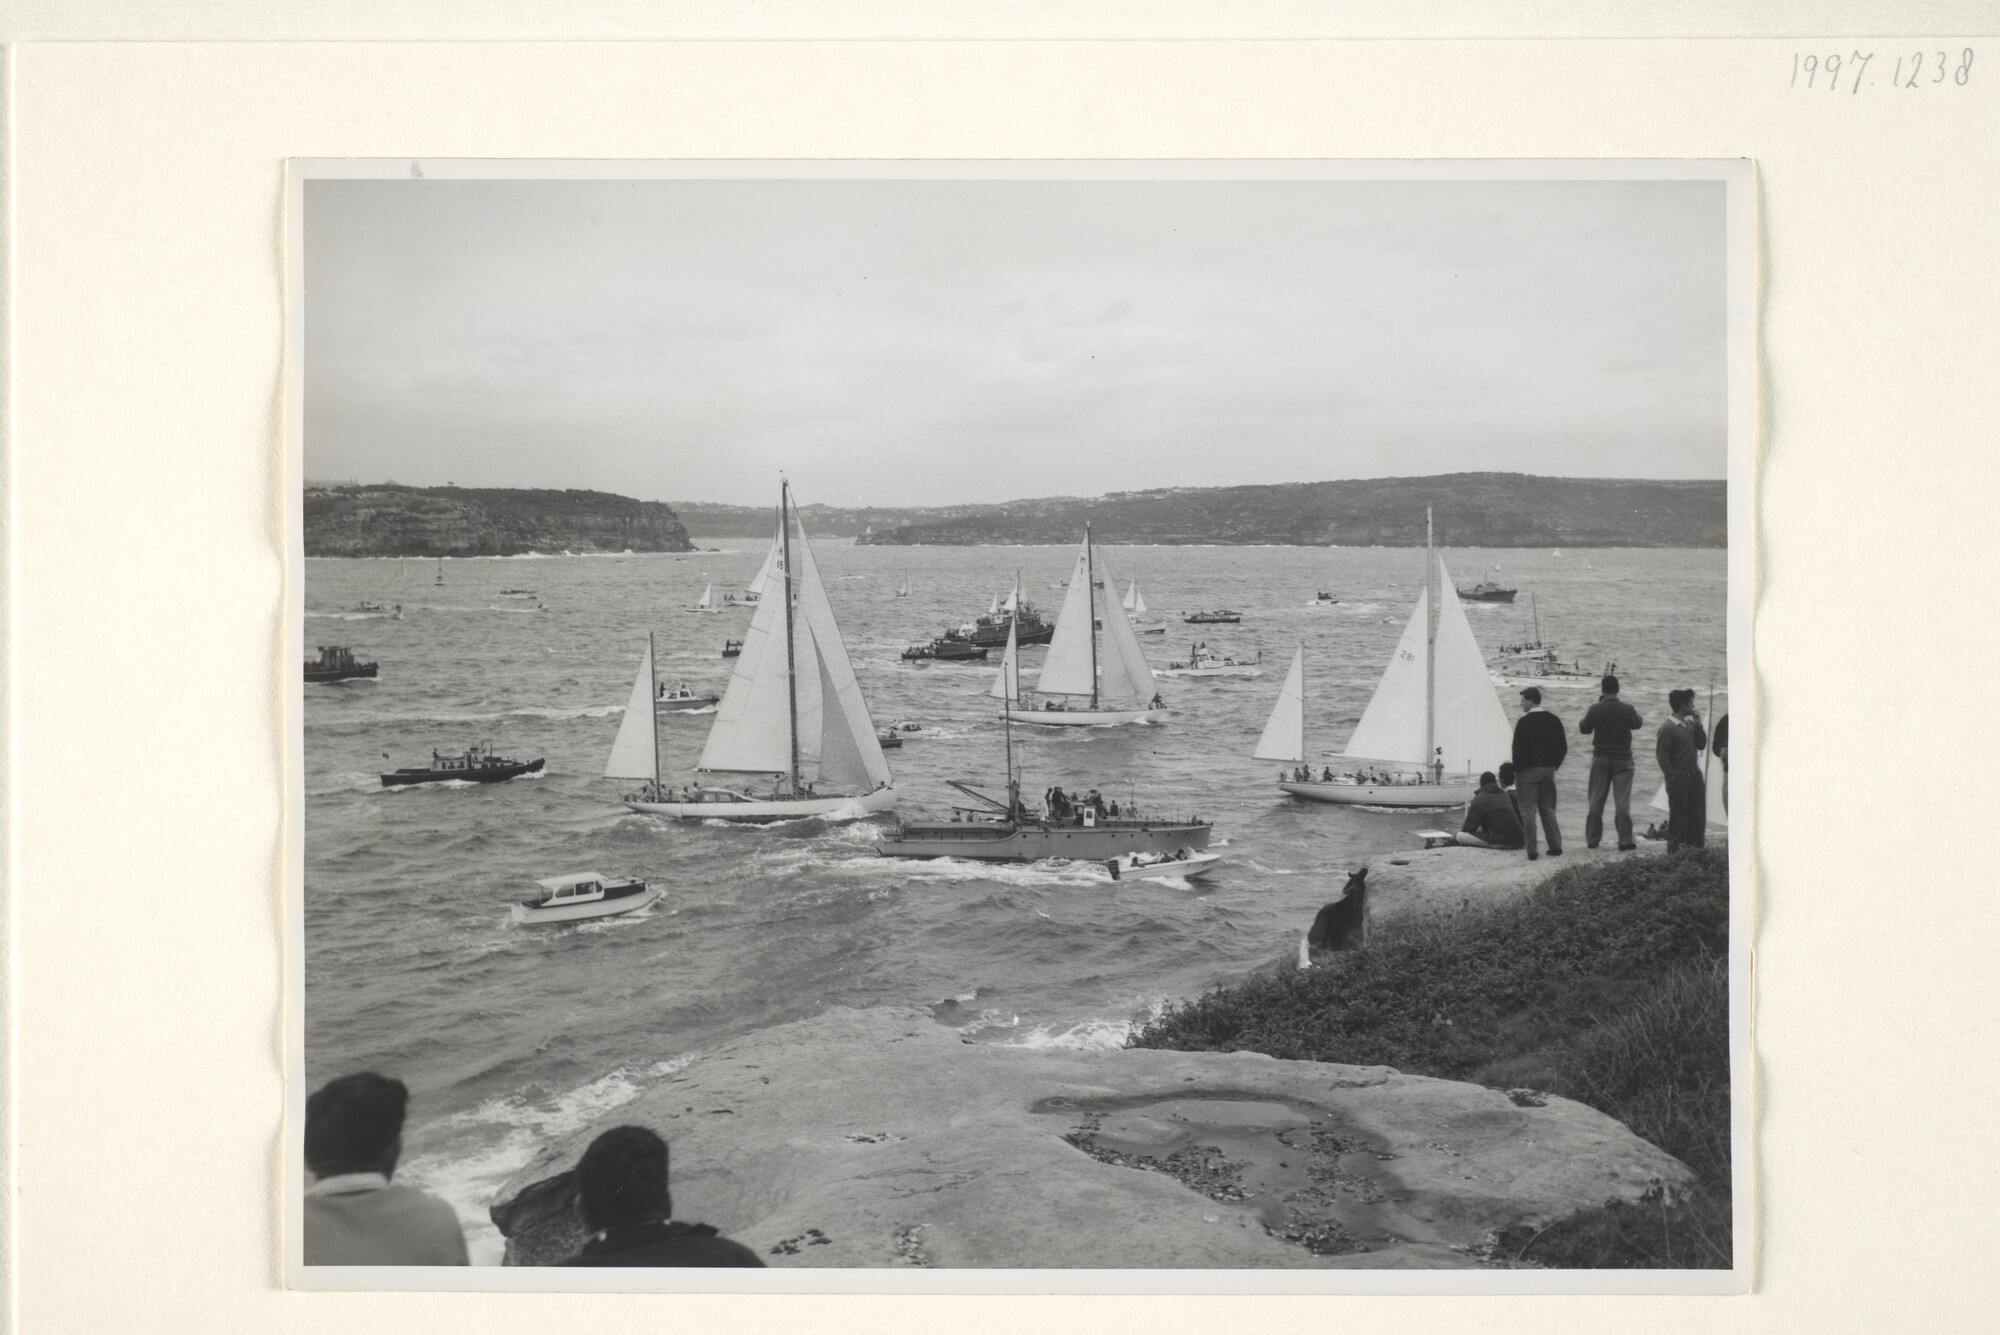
575,1125,671,1230
1519,686,1542,707
1479,771,1497,788
1601,674,1620,695
305,1072,407,1178
1498,762,1516,786
1669,688,1696,712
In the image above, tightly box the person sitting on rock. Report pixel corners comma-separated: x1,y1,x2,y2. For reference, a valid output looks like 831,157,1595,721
562,1125,764,1268
1454,772,1525,850
303,1072,468,1266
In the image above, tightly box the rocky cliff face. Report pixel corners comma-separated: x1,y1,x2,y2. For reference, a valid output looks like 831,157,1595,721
488,1004,1690,1269
304,485,694,557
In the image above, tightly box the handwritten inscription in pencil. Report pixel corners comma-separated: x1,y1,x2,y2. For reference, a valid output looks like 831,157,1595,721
1792,48,1974,93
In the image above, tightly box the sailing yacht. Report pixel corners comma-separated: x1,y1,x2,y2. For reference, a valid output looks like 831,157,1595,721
1009,528,1164,727
877,587,1209,861
1252,509,1512,808
687,581,719,613
730,535,778,606
606,482,895,821
895,567,910,599
1122,579,1166,635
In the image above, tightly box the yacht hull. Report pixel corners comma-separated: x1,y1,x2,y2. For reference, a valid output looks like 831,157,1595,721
1279,779,1475,808
1007,706,1164,727
877,818,1209,861
625,786,896,822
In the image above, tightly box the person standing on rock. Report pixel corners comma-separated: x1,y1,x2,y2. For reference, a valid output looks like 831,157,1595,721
1656,689,1710,853
1510,687,1568,861
1578,674,1644,852
561,1125,765,1268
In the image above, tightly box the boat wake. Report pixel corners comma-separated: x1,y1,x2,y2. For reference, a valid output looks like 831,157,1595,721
399,1054,697,1266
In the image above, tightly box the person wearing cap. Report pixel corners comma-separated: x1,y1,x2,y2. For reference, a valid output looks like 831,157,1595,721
562,1125,764,1267
1578,674,1645,851
1509,686,1568,861
303,1072,469,1266
1656,688,1711,852
1455,771,1525,849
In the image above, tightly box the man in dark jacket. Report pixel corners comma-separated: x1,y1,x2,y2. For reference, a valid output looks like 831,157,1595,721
1455,772,1524,849
1578,674,1645,851
1656,688,1710,852
1510,687,1567,860
562,1126,765,1268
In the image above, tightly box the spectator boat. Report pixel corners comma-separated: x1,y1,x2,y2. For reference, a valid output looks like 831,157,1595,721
381,741,544,787
1252,508,1511,809
1158,642,1262,677
604,481,895,822
510,872,661,925
1457,581,1517,602
877,607,1207,861
1107,849,1223,880
306,645,378,683
654,683,720,712
1185,609,1242,624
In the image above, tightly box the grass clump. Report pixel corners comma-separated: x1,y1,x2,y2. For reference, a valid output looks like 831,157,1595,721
1129,846,1733,1268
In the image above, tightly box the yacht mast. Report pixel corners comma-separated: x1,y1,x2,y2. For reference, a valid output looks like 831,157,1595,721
780,480,801,793
1424,507,1437,779
649,630,662,796
1005,570,1019,818
1086,523,1099,709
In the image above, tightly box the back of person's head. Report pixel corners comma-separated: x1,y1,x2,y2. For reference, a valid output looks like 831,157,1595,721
1520,686,1542,706
1479,770,1497,788
575,1125,671,1229
1669,688,1695,712
1498,762,1516,786
305,1072,407,1178
1602,674,1620,695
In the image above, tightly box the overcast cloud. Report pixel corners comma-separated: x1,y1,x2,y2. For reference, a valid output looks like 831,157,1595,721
303,176,1727,507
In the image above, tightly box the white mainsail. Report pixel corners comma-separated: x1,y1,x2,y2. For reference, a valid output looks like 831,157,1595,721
1253,646,1306,762
1343,588,1430,767
1342,555,1511,776
695,583,714,610
745,526,781,598
697,571,797,774
1122,580,1147,614
604,637,660,780
1430,557,1514,776
1000,586,1017,614
988,593,1000,616
1034,549,1099,697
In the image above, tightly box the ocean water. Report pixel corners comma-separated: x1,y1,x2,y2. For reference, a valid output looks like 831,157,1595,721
303,541,1728,1262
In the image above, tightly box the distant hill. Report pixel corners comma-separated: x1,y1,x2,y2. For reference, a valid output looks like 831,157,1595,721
669,500,995,539
304,485,695,557
853,474,1725,548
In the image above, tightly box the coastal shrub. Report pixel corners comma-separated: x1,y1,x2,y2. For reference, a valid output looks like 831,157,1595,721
1128,847,1733,1267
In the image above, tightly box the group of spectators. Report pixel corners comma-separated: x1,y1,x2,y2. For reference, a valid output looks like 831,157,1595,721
1455,674,1726,856
303,1073,761,1268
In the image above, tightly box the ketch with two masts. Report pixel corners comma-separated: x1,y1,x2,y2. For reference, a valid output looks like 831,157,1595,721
604,481,895,821
1253,508,1512,808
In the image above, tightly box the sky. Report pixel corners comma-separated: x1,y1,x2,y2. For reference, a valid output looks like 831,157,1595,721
303,174,1728,508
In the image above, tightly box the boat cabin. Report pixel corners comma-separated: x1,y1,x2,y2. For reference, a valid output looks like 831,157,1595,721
527,872,608,907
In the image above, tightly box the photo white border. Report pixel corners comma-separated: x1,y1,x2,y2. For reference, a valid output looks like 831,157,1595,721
284,156,1754,1295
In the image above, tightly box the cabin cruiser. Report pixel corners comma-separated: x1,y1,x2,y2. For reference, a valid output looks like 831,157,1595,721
510,872,661,925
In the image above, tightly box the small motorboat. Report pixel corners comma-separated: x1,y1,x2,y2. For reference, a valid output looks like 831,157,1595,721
1307,592,1340,606
1105,848,1223,881
655,683,721,711
1184,609,1242,624
721,638,743,659
381,741,543,787
876,730,904,749
1457,582,1517,602
306,645,377,683
511,872,661,925
1158,642,1262,677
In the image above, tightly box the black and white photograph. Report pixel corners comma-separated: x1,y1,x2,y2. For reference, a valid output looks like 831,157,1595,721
288,161,1751,1289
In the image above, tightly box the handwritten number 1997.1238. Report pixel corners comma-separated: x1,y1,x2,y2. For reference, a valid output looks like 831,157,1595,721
1794,48,1973,92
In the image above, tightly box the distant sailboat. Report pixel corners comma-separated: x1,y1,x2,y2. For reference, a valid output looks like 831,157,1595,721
1254,508,1511,808
1123,579,1166,635
688,581,719,613
738,533,779,604
435,558,444,585
895,567,910,598
614,480,895,821
1010,528,1164,727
